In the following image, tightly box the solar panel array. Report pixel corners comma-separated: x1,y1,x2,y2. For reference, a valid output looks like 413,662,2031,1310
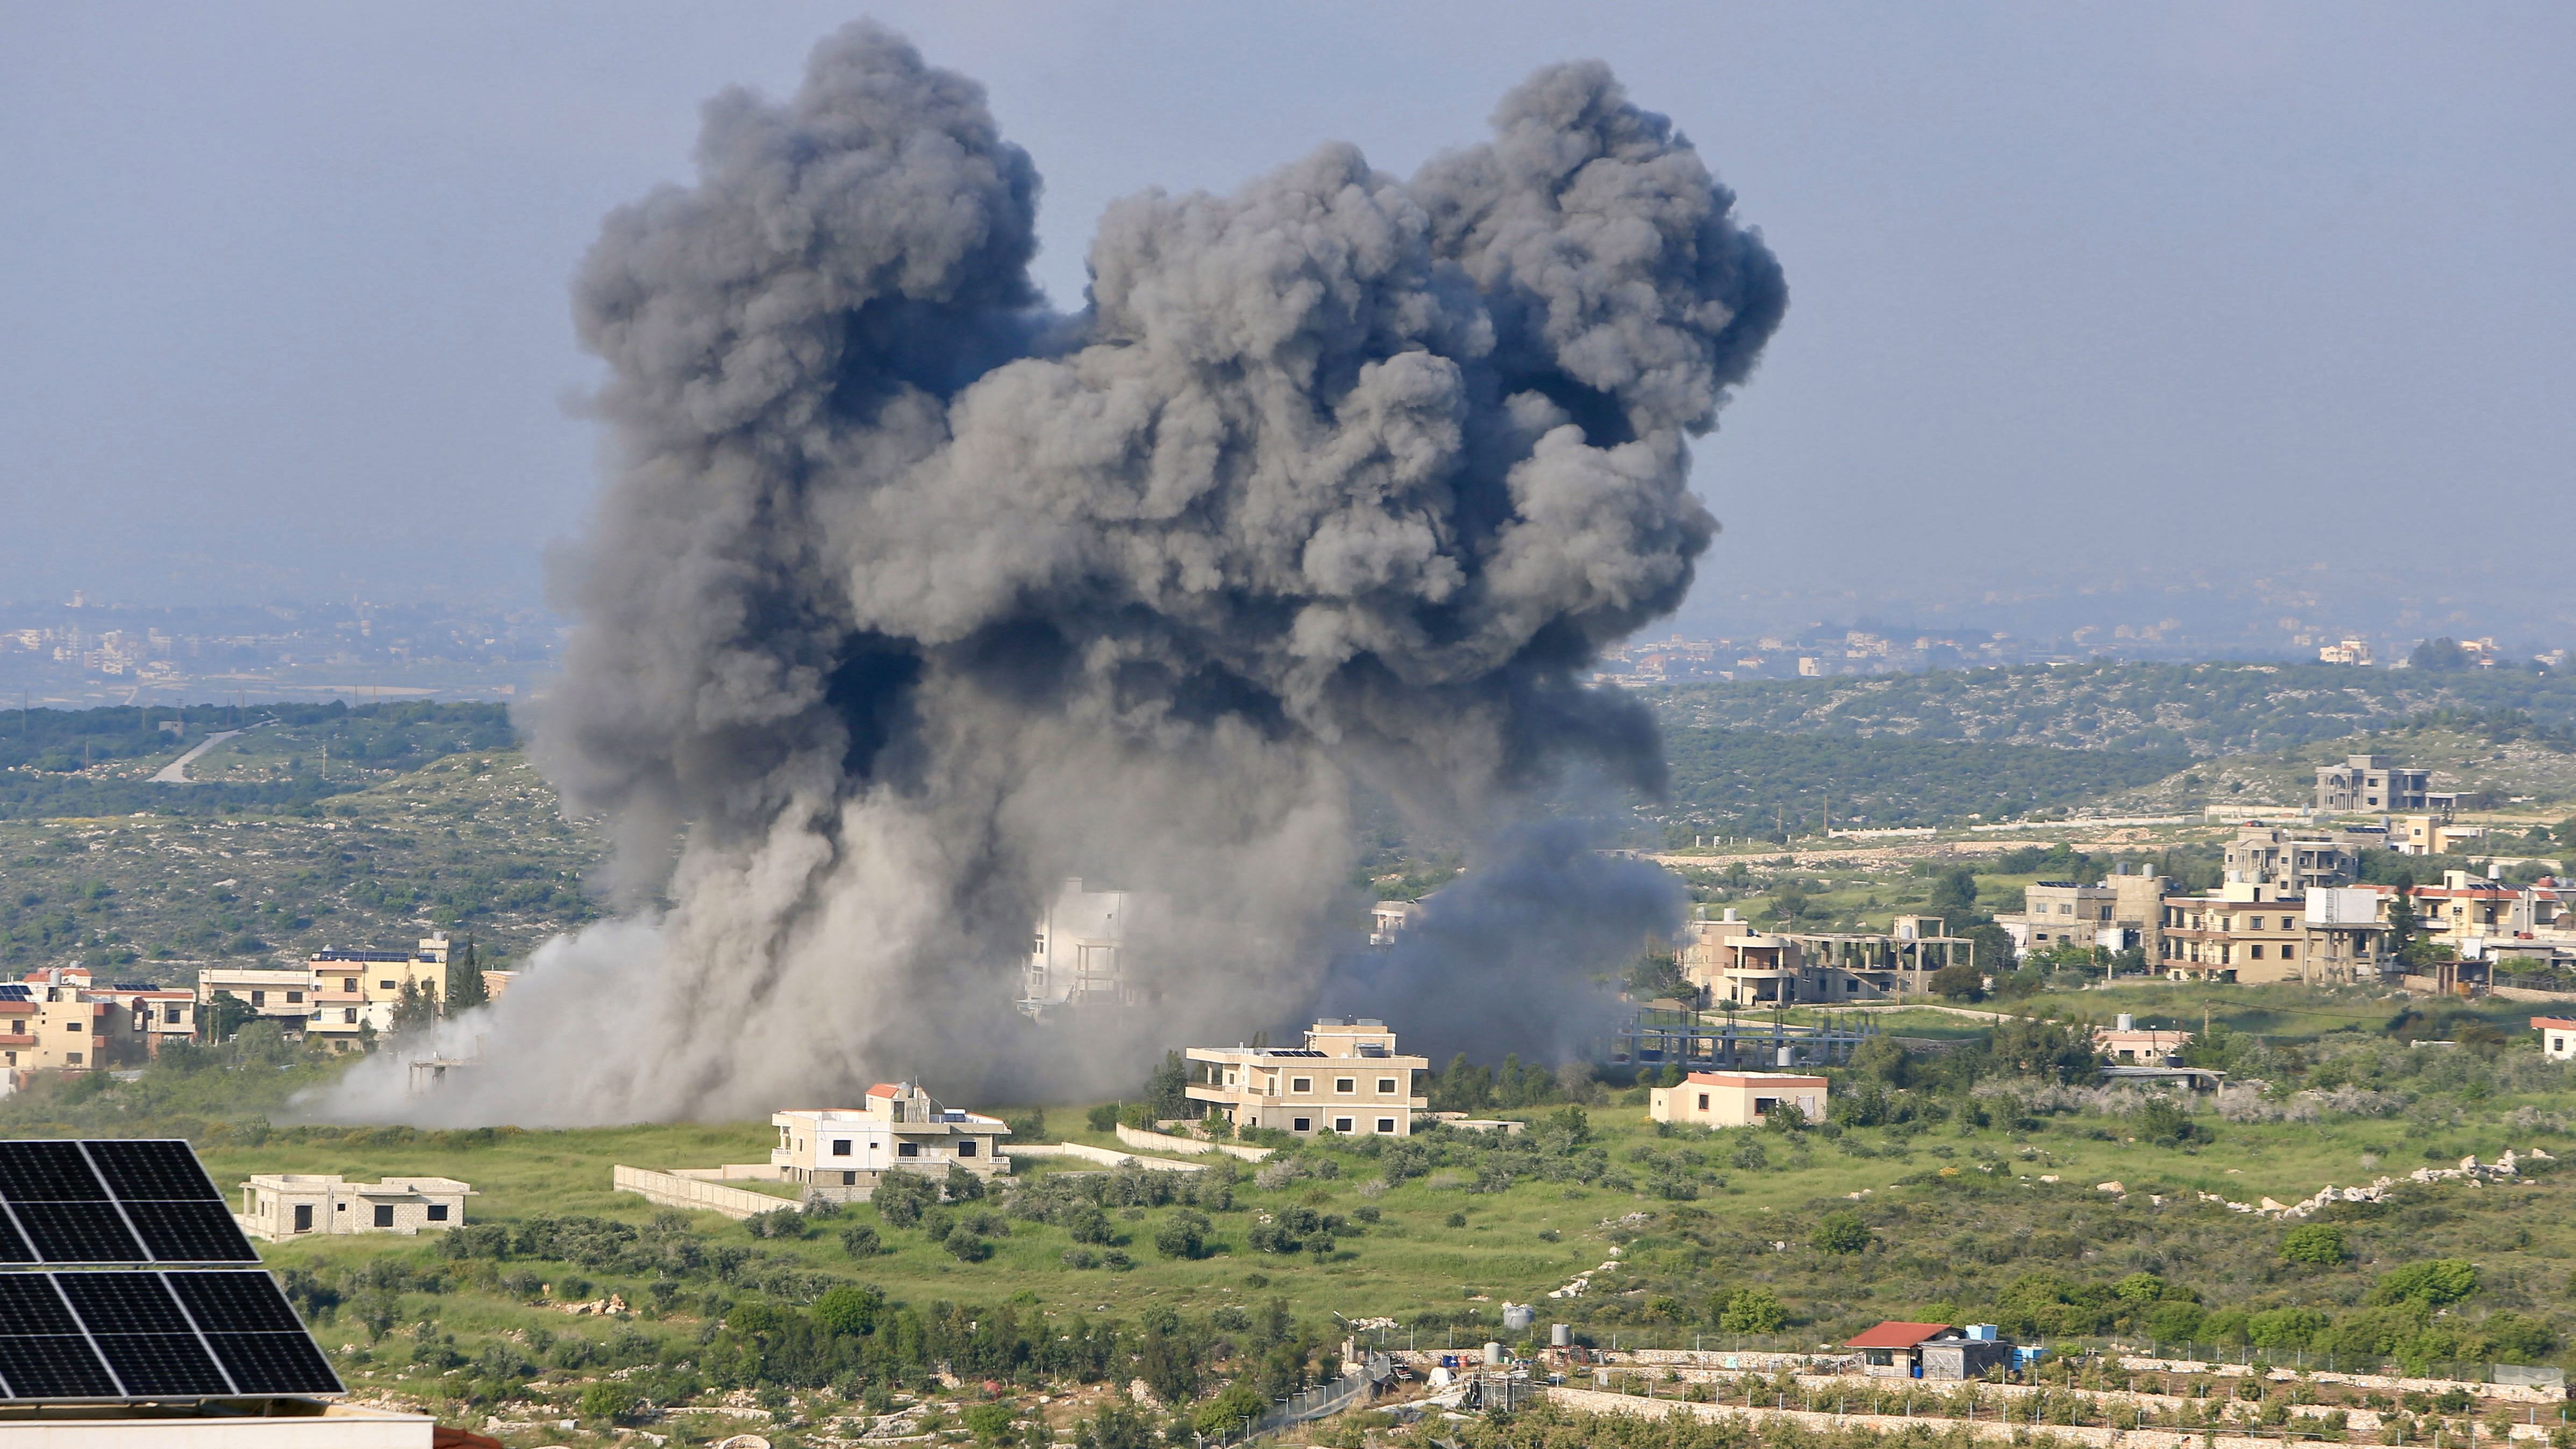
0,1270,339,1400
0,1139,258,1266
0,1140,341,1402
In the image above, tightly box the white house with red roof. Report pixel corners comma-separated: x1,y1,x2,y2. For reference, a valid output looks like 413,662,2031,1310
2536,1017,2576,1062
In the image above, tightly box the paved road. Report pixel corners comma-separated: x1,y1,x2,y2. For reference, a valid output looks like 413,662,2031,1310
151,729,245,783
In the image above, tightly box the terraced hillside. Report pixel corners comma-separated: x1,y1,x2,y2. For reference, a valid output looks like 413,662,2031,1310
0,707,606,977
1644,661,2576,755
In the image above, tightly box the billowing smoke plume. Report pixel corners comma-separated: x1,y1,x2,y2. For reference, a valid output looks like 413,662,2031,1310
324,23,1781,1125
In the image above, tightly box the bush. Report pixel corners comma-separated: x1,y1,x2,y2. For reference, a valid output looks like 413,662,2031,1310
1810,1211,1873,1255
812,1284,883,1336
945,1231,993,1263
1067,1207,1115,1245
579,1380,645,1425
1154,1209,1210,1259
944,1162,987,1202
2136,1097,2211,1147
2373,1259,2479,1307
839,1224,882,1257
1087,1103,1121,1132
2281,1223,2350,1266
745,1207,810,1239
1718,1287,1788,1334
965,1402,1022,1443
1062,1247,1101,1269
872,1169,937,1228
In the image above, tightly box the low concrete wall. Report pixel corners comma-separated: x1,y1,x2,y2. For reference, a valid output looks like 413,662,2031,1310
2492,986,2576,1005
1003,1142,1205,1173
668,1164,789,1182
1544,1386,2549,1447
2119,1358,2565,1405
1117,1123,1272,1161
613,1165,805,1220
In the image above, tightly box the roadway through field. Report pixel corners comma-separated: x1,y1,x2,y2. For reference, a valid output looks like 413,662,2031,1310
151,729,245,783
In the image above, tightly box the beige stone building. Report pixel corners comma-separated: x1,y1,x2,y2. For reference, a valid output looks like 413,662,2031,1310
1186,1018,1429,1138
235,1173,474,1240
1649,1070,1828,1127
2315,754,2439,813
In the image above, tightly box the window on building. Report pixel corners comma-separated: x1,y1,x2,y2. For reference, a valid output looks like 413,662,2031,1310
286,991,302,1004
2250,945,2264,959
1291,1117,1311,1132
1290,1077,1312,1094
426,1204,448,1222
1333,1117,1354,1133
251,991,265,1007
832,1139,852,1156
958,1140,977,1157
898,1141,920,1157
373,1204,395,1228
294,1204,312,1232
343,979,356,991
65,1021,80,1033
2284,944,2297,959
1376,1077,1397,1094
65,1052,80,1065
1335,1078,1355,1094
1376,1118,1396,1134
1697,1093,1711,1110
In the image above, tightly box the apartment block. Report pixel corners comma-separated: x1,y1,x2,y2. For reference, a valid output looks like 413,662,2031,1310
195,934,458,1048
1186,1018,1429,1137
2224,825,2364,896
2315,754,2440,813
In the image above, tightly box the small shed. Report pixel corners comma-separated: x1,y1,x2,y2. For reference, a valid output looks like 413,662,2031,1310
1847,1321,1960,1378
1648,1071,1828,1128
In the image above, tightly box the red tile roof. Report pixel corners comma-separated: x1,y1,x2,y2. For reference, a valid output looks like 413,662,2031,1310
1846,1321,1953,1349
2535,1017,2576,1032
866,1083,901,1098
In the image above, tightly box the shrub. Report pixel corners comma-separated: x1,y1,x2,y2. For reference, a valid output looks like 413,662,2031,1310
964,1402,1022,1443
1718,1287,1788,1334
2136,1097,2211,1147
2372,1259,2479,1307
944,1162,987,1202
2281,1223,2350,1266
839,1224,882,1257
1067,1207,1115,1245
745,1207,810,1239
945,1231,993,1262
812,1284,883,1336
579,1380,645,1425
1810,1211,1873,1255
873,1170,937,1228
1062,1247,1101,1269
1087,1103,1121,1133
1154,1209,1210,1259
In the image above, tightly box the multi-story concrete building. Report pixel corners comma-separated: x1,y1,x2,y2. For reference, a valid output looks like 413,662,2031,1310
1021,877,1162,1016
2158,884,2389,984
1186,1018,1429,1138
301,937,455,1048
2316,754,2438,814
770,1084,1014,1200
1680,910,1971,1003
234,1173,474,1240
2224,825,2364,897
1997,869,2167,959
195,935,459,1048
194,966,317,1030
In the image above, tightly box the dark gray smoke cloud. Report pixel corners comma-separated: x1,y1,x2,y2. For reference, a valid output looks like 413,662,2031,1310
324,22,1782,1125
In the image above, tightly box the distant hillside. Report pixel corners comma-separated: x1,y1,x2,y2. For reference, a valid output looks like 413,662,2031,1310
1642,661,2576,757
1651,729,2195,837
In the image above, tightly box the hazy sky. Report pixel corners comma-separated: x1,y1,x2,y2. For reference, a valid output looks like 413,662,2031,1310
4,4,2570,640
